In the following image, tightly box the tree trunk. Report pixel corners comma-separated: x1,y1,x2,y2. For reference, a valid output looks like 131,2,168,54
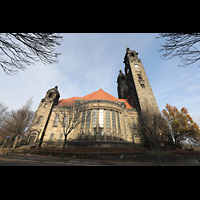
6,136,15,156
61,134,67,160
151,134,161,165
154,145,161,166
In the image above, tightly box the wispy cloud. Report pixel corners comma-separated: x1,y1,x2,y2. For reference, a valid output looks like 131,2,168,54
173,96,200,107
178,73,187,81
186,84,200,92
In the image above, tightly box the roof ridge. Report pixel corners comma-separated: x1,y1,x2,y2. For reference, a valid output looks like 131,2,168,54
101,89,118,101
85,89,117,101
83,90,97,100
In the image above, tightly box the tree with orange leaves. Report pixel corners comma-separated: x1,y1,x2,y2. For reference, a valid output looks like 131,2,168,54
162,104,200,148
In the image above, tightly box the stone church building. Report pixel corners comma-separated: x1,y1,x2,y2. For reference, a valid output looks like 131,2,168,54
27,47,171,148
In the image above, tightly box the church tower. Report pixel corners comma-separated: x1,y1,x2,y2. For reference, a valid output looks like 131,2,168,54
118,46,159,114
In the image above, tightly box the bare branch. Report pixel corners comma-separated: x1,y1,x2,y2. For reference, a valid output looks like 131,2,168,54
0,33,63,75
157,33,200,67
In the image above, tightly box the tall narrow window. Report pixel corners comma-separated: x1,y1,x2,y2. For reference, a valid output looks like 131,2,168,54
85,110,91,128
37,116,43,124
117,112,121,130
49,134,54,141
131,118,136,128
81,111,86,129
106,131,110,136
105,110,110,128
92,109,97,128
63,115,68,127
59,134,64,140
137,73,142,80
112,111,116,129
53,115,59,127
99,109,104,128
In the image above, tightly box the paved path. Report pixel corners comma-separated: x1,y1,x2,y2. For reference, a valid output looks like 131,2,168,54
0,154,158,166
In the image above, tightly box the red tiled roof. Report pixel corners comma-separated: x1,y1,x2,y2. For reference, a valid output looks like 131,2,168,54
83,89,118,101
58,89,133,109
58,97,83,106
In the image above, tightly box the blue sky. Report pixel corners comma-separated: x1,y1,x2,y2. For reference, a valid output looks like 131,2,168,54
1,33,200,125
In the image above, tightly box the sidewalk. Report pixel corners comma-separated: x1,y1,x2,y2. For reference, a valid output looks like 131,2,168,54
0,153,159,166
1,152,200,166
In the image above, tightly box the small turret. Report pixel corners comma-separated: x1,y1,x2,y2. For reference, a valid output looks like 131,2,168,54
43,86,60,105
27,86,60,146
40,86,60,107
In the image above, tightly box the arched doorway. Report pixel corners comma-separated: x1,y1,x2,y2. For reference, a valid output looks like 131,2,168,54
28,132,37,145
134,133,142,144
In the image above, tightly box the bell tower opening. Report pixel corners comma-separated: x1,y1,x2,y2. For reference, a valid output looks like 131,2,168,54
48,92,53,98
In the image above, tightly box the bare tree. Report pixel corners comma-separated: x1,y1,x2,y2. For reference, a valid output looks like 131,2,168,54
136,101,172,164
54,100,87,159
0,102,10,143
0,33,63,75
157,33,200,67
6,98,34,155
0,102,9,134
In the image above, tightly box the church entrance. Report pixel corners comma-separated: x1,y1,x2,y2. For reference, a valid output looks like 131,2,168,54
134,134,142,144
28,132,37,145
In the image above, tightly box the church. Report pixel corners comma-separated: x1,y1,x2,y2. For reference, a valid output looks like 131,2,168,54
27,47,170,148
